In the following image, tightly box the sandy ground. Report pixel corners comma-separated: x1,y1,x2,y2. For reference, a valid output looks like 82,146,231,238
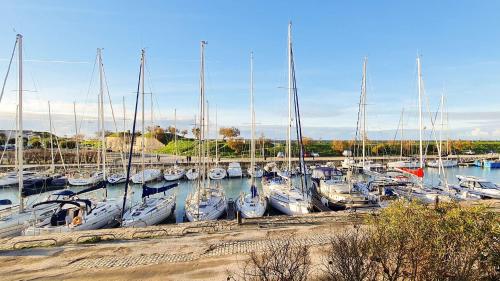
0,212,363,281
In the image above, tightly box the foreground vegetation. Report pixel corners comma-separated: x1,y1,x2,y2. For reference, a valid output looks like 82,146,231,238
230,201,499,281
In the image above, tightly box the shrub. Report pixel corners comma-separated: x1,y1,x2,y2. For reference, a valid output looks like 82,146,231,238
230,238,311,281
320,227,377,281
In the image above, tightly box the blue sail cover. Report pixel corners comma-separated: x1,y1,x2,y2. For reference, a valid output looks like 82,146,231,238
142,182,178,198
250,185,258,198
0,199,12,205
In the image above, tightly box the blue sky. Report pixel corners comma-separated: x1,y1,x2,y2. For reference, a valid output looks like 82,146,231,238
1,1,500,140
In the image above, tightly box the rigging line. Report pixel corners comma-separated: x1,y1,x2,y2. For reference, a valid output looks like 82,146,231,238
0,130,13,164
392,110,403,145
101,62,127,174
353,65,364,158
78,52,98,135
291,48,307,194
50,121,67,171
144,61,160,125
101,61,119,132
0,39,17,104
422,81,436,156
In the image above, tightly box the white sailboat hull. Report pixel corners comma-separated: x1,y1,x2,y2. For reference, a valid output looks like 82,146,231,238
387,160,420,169
236,194,267,218
185,168,199,181
427,159,458,168
264,181,310,216
23,201,121,236
227,162,243,177
164,167,186,181
107,173,127,184
122,195,176,227
185,189,227,222
131,169,162,184
208,167,227,180
68,172,104,186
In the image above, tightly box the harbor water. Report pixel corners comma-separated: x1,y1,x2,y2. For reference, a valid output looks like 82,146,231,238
0,166,499,223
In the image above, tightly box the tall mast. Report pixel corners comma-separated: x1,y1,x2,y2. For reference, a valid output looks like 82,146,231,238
439,93,444,159
206,100,210,164
417,56,424,168
287,22,292,176
400,108,404,159
198,41,207,191
174,108,178,157
48,101,55,172
150,71,154,165
438,92,444,177
215,106,218,165
361,57,367,166
98,48,106,179
122,96,127,173
17,34,24,213
73,102,80,169
250,52,256,186
141,49,145,181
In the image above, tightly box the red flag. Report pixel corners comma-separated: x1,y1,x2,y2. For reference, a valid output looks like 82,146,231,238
398,167,424,178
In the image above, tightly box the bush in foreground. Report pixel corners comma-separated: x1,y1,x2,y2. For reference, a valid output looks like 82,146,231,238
231,201,498,281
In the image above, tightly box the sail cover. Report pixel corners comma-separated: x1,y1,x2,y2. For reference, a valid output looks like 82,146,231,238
142,182,178,198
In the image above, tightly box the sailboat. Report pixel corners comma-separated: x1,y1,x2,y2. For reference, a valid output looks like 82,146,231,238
131,49,162,184
314,167,373,209
24,184,122,235
122,53,178,226
164,109,186,181
122,183,177,226
208,108,227,180
237,52,267,218
185,41,227,222
352,58,384,173
391,56,451,204
0,35,71,237
264,22,311,216
68,49,107,187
